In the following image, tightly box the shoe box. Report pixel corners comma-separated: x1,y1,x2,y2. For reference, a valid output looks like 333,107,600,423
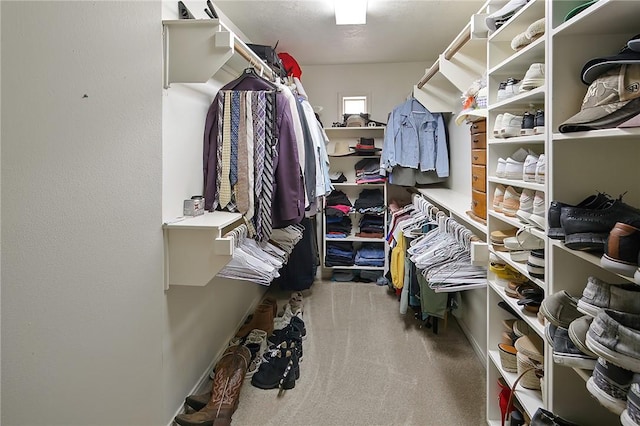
471,119,487,220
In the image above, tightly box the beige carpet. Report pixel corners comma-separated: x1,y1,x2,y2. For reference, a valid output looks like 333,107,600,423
232,280,487,426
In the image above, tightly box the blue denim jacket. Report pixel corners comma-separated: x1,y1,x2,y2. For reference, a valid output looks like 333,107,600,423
380,97,449,177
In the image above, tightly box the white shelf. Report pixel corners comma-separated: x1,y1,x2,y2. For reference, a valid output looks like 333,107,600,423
323,265,385,271
552,128,640,142
488,349,544,420
572,367,592,383
332,183,385,188
489,86,545,111
488,278,545,338
553,0,640,36
162,212,244,289
490,248,546,290
488,134,545,145
489,36,546,76
416,187,488,237
488,0,546,43
487,211,546,240
550,240,636,284
487,177,545,192
324,127,385,136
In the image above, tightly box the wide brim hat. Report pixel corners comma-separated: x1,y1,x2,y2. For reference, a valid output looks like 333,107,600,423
559,64,640,133
329,140,356,157
350,137,381,153
581,34,640,84
455,108,487,126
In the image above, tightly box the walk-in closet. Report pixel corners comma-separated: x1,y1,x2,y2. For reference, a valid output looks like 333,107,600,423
3,1,640,425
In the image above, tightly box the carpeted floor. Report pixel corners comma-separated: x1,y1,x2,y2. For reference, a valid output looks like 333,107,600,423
232,280,487,426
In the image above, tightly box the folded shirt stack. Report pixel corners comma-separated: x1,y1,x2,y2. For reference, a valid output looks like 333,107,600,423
326,190,353,217
354,158,387,184
356,214,385,238
354,189,385,214
325,241,355,267
355,243,385,267
326,216,352,238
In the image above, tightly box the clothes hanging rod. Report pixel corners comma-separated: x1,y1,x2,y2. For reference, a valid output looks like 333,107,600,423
233,37,275,80
416,22,472,89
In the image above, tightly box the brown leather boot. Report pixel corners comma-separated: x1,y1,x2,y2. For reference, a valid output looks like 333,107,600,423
175,345,251,426
235,303,274,338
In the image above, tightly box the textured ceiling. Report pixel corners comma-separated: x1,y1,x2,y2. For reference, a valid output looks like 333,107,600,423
213,0,485,66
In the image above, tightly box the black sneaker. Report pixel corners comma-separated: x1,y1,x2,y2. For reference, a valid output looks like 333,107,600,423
533,109,545,134
521,112,535,136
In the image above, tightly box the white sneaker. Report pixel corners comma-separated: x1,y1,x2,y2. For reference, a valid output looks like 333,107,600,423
535,154,546,184
493,113,504,138
505,157,525,180
485,0,529,31
523,154,539,182
516,189,535,223
493,184,506,212
519,63,545,92
500,113,524,138
504,78,522,98
529,191,546,229
496,158,507,178
504,228,545,250
502,186,521,217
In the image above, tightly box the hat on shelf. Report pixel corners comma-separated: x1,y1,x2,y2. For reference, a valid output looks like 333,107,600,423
346,114,367,127
564,0,598,23
329,140,356,157
581,34,640,84
559,64,640,133
350,137,381,154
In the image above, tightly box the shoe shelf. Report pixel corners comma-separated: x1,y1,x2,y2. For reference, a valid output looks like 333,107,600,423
488,134,545,145
488,177,545,193
489,86,545,111
571,367,592,383
488,36,546,76
549,239,636,285
488,278,545,342
487,211,546,241
490,248,546,290
488,0,546,44
551,128,640,142
488,349,544,420
552,0,640,36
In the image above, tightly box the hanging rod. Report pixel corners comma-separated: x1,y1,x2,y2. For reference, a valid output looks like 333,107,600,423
230,28,275,80
416,22,472,89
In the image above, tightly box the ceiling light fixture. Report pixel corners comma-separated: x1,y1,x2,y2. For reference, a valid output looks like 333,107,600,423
335,0,367,25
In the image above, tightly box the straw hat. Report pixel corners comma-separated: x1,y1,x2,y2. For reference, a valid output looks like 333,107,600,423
329,140,355,157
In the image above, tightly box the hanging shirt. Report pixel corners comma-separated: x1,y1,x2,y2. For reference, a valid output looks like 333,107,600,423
380,97,449,177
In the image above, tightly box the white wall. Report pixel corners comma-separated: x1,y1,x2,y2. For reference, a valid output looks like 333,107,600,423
1,2,164,424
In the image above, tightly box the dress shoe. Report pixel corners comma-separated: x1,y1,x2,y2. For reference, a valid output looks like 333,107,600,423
547,193,612,240
601,222,640,277
561,198,640,251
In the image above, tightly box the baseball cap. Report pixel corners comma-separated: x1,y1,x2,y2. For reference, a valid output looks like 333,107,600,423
564,0,598,23
581,34,640,85
559,64,640,133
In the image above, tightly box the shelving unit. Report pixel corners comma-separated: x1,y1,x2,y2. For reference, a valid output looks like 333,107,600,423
484,1,640,424
162,212,243,289
322,127,388,279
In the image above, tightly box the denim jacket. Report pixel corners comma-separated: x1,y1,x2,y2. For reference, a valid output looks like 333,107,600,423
380,97,449,177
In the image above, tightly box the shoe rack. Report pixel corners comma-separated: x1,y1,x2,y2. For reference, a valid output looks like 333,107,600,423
485,1,640,425
546,0,640,425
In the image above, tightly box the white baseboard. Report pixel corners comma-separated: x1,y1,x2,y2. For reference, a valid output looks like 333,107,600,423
455,317,487,368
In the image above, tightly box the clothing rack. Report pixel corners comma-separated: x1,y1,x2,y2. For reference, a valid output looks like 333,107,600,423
234,38,275,81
